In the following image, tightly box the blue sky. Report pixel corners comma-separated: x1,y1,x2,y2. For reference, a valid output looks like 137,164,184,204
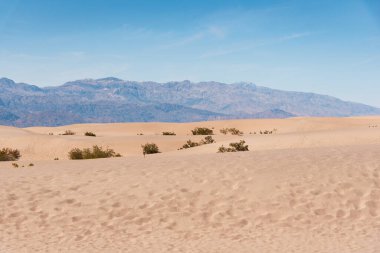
0,0,379,106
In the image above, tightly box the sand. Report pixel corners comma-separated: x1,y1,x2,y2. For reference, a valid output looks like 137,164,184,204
1,117,380,252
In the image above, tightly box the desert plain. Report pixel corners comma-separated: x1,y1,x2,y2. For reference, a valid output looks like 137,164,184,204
1,116,380,252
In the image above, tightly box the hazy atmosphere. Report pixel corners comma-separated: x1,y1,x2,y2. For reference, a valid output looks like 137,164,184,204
0,0,379,106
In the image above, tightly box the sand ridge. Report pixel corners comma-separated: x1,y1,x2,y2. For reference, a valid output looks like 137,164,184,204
1,116,380,161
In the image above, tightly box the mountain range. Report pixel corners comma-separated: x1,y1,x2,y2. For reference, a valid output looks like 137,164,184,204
0,77,379,127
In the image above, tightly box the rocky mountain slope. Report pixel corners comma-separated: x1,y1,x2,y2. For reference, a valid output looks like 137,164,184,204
0,77,379,126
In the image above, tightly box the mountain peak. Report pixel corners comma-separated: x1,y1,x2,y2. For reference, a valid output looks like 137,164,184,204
0,77,16,86
232,82,257,89
96,77,124,82
62,77,124,87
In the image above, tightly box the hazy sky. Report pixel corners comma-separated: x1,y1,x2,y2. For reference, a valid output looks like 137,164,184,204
0,0,379,106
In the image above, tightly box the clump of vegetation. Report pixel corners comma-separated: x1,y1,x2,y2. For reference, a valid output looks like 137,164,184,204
29,163,34,167
84,132,96,137
229,128,243,135
220,128,243,135
48,133,54,135
0,148,21,161
191,127,214,135
260,130,273,135
137,133,144,135
68,145,121,160
162,131,176,136
180,140,200,149
68,148,84,160
142,143,160,155
230,140,249,151
54,157,59,160
12,163,19,168
62,130,75,135
220,128,229,135
179,136,215,150
199,135,215,145
218,140,249,153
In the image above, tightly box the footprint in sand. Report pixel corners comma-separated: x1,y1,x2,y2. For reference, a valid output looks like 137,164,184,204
313,209,326,216
71,216,81,222
336,209,346,218
62,199,76,204
365,201,378,217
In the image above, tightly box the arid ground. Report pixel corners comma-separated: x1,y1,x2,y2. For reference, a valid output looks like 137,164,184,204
1,117,380,252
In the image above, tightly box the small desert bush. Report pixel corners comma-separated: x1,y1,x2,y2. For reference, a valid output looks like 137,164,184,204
179,136,215,149
230,140,249,151
84,132,96,137
260,130,273,135
191,127,213,135
162,131,176,136
220,128,243,135
220,128,229,135
68,145,120,160
12,163,19,168
142,143,160,155
229,128,243,135
62,130,75,135
68,148,84,160
180,140,200,149
218,140,249,153
199,135,215,144
0,148,21,161
29,163,34,167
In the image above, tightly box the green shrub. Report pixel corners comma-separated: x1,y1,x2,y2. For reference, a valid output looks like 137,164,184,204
179,136,215,149
142,143,160,155
0,148,21,161
180,140,200,149
12,163,19,168
191,127,213,135
200,136,215,144
219,128,243,135
228,128,243,135
218,140,249,153
62,130,75,135
68,148,83,160
218,145,235,153
162,131,176,136
220,128,229,135
84,132,96,137
230,140,249,151
68,145,120,160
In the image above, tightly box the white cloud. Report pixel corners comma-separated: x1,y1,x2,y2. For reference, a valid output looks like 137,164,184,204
207,25,227,38
199,32,313,59
278,32,312,42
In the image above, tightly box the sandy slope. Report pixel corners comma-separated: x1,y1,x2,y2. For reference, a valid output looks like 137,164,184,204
1,117,380,252
1,116,380,160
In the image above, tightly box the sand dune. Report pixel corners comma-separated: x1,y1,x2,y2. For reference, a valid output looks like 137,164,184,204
0,116,379,160
1,117,380,252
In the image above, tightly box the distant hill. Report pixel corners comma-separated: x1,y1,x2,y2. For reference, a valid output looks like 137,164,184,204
0,77,379,127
